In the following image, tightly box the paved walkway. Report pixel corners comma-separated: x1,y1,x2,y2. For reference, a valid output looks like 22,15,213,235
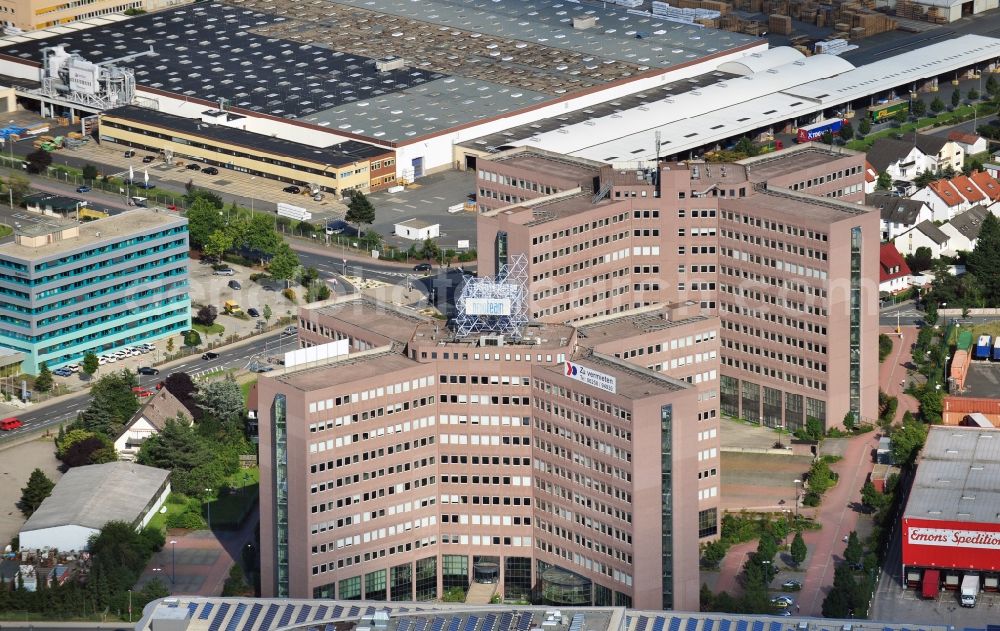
878,325,920,423
137,508,258,596
798,432,879,616
714,540,758,596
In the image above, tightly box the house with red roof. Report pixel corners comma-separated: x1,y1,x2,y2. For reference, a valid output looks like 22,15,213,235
946,130,988,155
970,170,1000,204
864,160,878,194
879,243,913,295
911,173,995,220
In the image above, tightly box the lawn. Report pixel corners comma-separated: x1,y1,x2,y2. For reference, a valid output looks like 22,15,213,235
205,468,259,530
147,493,191,534
0,224,11,239
192,322,225,335
949,322,1000,346
846,104,986,152
240,378,257,408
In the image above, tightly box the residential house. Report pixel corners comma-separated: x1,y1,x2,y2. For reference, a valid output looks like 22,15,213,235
879,243,913,295
864,160,879,194
867,192,933,241
894,220,951,258
113,388,195,460
947,130,989,156
867,135,964,182
941,204,991,254
970,170,1000,205
910,175,986,221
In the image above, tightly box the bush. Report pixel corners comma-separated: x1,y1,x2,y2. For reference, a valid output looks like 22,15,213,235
878,333,893,362
249,272,265,282
802,490,822,507
166,509,206,530
184,329,202,347
282,288,296,302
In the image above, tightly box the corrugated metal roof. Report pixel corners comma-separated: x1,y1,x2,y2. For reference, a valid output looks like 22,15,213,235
717,46,805,75
905,427,1000,522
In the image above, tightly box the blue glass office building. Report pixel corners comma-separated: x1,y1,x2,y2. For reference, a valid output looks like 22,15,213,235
0,211,190,374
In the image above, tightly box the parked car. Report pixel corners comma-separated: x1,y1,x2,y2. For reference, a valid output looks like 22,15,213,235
65,364,81,373
770,595,794,608
313,192,324,201
186,163,201,170
781,580,802,591
76,185,92,193
228,279,242,290
138,367,160,376
132,386,153,397
283,325,297,336
201,166,219,175
283,185,301,194
123,150,135,158
142,155,156,163
53,367,72,377
252,364,274,373
202,351,219,360
247,307,260,317
0,417,23,431
213,268,236,276
413,262,432,272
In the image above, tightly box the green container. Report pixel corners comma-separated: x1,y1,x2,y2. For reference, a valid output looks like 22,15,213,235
957,330,973,351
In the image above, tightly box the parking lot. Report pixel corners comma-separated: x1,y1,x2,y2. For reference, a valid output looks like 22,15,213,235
872,580,1000,626
188,257,299,337
366,170,478,251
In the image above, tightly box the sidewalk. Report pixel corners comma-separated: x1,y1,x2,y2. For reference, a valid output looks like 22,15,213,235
879,325,919,424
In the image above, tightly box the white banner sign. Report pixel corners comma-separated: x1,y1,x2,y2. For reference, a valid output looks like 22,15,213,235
465,298,511,316
277,202,311,221
564,361,616,394
908,527,1000,549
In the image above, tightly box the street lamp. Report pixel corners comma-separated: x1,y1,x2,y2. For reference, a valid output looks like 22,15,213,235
204,488,212,530
170,539,177,585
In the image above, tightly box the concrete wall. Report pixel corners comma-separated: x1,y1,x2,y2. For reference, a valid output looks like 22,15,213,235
19,524,97,552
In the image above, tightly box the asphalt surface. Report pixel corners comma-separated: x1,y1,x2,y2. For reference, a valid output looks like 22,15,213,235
0,331,298,444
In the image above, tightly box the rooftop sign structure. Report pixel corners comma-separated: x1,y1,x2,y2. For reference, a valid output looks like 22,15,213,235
453,253,528,340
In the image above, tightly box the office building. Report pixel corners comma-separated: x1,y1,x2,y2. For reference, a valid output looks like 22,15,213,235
476,143,879,429
0,210,189,373
257,294,721,610
0,0,188,31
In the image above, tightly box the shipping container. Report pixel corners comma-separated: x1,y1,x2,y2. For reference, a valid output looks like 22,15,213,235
992,337,1000,361
975,335,992,360
796,118,845,143
870,99,909,122
957,330,974,351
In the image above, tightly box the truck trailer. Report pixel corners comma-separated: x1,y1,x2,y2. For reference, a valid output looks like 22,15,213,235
975,335,993,360
797,118,845,143
993,337,1000,361
961,574,979,607
869,99,909,122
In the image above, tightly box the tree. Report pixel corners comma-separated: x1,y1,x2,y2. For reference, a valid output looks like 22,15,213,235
734,136,759,157
930,96,945,113
17,468,54,517
966,213,1000,304
820,130,834,145
25,149,52,174
838,120,854,141
195,304,218,327
878,334,893,363
844,531,863,566
34,362,53,393
196,375,244,422
876,171,892,190
906,246,934,273
861,480,885,513
988,74,999,97
914,169,938,188
82,164,99,181
842,411,856,431
421,238,441,262
968,88,980,101
268,243,300,287
924,300,938,326
300,266,320,289
184,329,202,347
82,352,99,377
76,370,139,437
891,415,928,465
952,88,961,108
858,116,871,136
185,198,225,249
911,99,926,118
245,215,282,257
5,174,30,204
62,434,116,467
790,532,807,566
263,304,272,324
56,428,98,459
183,188,223,210
166,337,175,353
345,190,376,237
203,229,233,261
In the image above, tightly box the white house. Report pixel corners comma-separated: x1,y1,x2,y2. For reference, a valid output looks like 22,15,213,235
867,134,964,183
18,462,170,552
867,192,933,241
909,175,987,221
394,218,440,241
947,130,989,156
113,387,194,460
879,243,913,295
941,204,991,254
894,220,951,258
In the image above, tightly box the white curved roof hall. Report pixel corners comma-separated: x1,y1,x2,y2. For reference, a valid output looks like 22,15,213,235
509,54,854,155
717,46,805,75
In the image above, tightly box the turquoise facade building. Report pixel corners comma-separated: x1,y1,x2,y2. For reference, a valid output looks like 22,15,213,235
0,210,190,374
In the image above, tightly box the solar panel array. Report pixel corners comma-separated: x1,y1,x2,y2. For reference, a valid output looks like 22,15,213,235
0,2,442,120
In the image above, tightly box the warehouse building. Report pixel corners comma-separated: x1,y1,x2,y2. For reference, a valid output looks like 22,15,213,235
0,210,189,373
902,426,1000,599
19,462,170,552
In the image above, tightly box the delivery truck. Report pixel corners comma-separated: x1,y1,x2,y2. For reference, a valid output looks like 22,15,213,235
975,335,992,360
797,118,845,143
961,573,979,607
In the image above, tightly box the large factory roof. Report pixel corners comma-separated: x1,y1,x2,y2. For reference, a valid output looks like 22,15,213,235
137,597,951,631
904,426,1000,524
0,0,756,144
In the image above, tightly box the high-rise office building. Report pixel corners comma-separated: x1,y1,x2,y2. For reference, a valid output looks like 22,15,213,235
0,210,190,373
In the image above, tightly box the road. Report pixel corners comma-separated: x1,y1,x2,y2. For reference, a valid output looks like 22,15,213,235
0,331,299,444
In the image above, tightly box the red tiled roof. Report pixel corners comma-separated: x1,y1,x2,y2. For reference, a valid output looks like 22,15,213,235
970,170,1000,201
947,130,981,145
951,174,985,203
879,242,911,283
865,160,877,183
929,179,963,207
